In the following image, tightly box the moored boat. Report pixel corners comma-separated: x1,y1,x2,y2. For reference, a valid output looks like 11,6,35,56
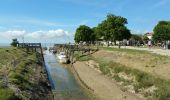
57,52,69,64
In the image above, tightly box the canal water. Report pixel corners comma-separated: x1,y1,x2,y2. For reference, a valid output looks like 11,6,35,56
44,50,91,100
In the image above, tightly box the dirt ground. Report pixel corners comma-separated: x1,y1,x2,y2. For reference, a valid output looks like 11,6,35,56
93,50,170,79
73,61,143,100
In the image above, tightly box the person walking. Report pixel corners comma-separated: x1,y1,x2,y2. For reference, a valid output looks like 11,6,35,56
148,40,152,48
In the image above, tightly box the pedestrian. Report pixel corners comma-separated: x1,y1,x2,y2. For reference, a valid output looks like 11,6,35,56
148,40,152,48
127,40,129,46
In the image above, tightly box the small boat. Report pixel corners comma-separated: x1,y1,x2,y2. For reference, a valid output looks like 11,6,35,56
57,52,69,64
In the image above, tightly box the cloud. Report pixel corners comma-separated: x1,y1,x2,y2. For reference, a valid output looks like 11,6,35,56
26,29,70,39
0,29,71,39
0,30,26,39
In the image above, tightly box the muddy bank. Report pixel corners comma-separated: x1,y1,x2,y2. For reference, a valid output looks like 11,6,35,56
73,61,141,100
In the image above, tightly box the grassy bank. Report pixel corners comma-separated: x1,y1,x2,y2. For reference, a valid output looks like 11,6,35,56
75,47,170,100
0,47,52,100
96,60,170,100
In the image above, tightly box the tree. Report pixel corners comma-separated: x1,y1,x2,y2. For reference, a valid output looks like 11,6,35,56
131,34,142,41
10,38,19,47
74,25,93,43
143,35,149,41
93,27,102,41
96,14,131,47
153,21,170,41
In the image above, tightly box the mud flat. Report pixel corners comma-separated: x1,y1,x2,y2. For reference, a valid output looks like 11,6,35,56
73,61,141,100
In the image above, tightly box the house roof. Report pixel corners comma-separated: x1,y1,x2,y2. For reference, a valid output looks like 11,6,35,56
145,32,154,36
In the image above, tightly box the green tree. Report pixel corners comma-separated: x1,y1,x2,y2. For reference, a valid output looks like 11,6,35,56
96,14,131,47
131,34,142,41
10,38,19,47
74,25,93,43
143,35,149,41
92,27,101,41
153,21,170,41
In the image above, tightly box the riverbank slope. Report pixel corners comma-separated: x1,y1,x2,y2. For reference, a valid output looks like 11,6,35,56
0,47,52,100
73,47,170,100
73,61,141,100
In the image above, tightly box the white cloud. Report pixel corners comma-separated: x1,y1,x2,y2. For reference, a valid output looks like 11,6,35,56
26,29,70,39
0,29,71,39
26,31,43,39
0,30,26,39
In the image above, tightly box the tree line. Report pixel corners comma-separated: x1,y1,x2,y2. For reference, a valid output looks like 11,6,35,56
74,14,131,47
74,14,170,48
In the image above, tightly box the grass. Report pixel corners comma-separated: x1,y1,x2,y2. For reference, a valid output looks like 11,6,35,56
0,47,42,99
95,58,170,100
75,50,170,100
100,46,149,54
0,88,20,100
74,52,93,61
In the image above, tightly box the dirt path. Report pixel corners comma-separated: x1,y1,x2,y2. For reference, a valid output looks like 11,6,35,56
73,61,142,100
111,46,170,56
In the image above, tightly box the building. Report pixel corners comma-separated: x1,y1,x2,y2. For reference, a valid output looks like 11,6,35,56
145,32,154,39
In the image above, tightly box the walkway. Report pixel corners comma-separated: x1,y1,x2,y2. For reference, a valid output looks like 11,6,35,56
112,46,170,56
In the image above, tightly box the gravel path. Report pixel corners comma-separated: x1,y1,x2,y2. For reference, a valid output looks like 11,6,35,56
73,61,142,100
111,46,170,56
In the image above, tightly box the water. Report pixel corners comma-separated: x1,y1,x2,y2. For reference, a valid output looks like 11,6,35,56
0,43,10,48
41,43,55,48
44,50,90,100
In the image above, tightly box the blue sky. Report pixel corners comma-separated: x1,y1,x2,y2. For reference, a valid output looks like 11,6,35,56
0,0,170,43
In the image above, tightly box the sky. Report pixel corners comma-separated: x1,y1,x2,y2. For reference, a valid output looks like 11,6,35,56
0,0,170,43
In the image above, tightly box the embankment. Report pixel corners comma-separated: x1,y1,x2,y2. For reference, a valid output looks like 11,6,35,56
0,47,53,100
73,61,140,100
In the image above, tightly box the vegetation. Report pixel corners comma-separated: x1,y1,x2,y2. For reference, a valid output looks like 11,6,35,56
74,15,170,48
74,52,93,61
95,14,131,46
74,25,94,43
96,60,170,100
153,21,170,41
0,48,51,99
130,34,142,41
74,14,131,47
75,47,170,100
100,46,149,54
143,35,149,41
77,54,170,99
10,38,19,47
